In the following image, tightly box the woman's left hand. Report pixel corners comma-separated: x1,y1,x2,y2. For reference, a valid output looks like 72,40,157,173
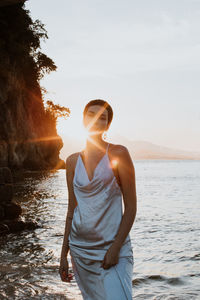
100,244,120,269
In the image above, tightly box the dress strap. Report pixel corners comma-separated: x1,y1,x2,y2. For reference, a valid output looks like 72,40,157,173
106,143,109,154
81,143,109,157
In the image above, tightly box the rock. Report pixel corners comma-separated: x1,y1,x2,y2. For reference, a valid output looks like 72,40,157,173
3,202,22,219
0,206,5,220
0,219,40,234
0,183,13,203
0,170,4,184
0,166,42,236
24,221,40,230
0,223,9,235
0,141,8,168
0,167,14,203
0,167,13,183
6,220,26,232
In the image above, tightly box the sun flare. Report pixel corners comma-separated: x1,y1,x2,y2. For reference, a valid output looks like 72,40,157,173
111,159,118,167
56,108,116,159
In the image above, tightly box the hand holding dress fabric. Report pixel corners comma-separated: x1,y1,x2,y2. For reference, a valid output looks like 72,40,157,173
100,243,120,269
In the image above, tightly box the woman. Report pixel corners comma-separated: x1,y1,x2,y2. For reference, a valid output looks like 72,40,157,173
59,99,137,299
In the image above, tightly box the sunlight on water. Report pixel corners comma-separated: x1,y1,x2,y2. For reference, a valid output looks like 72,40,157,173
0,160,200,299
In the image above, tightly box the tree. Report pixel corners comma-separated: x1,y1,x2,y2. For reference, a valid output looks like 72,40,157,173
45,100,70,123
0,3,57,86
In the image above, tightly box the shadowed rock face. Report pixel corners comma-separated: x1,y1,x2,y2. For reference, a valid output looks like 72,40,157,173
0,80,64,169
0,0,25,7
0,3,65,170
0,69,64,170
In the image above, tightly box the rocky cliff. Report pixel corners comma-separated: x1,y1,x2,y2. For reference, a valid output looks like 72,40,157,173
0,2,64,170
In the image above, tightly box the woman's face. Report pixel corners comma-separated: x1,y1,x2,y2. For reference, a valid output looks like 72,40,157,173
83,105,109,134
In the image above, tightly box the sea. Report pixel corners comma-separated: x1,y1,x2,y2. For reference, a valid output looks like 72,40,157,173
0,160,199,299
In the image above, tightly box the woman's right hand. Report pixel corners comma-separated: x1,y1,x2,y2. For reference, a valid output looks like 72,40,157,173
59,257,73,282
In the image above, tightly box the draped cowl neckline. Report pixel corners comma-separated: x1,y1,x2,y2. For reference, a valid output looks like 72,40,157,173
78,143,110,184
73,142,121,194
79,152,107,183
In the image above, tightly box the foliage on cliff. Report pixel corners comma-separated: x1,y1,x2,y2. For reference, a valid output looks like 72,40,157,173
45,101,70,123
0,2,56,87
0,2,66,169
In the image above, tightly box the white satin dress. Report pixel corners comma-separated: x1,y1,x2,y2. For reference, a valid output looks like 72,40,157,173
68,143,134,300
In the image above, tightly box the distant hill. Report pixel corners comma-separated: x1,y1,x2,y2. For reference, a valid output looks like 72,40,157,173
128,140,200,160
112,134,200,160
59,134,200,160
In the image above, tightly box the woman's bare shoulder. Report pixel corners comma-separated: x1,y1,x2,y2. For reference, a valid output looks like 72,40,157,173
109,143,129,157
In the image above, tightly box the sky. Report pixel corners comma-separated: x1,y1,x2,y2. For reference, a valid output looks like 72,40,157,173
25,0,200,154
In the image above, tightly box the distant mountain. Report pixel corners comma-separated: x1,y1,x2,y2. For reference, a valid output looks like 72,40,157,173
112,134,200,160
59,134,200,160
111,134,200,160
129,140,200,160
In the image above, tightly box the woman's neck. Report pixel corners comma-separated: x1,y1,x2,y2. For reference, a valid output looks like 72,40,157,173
84,135,107,154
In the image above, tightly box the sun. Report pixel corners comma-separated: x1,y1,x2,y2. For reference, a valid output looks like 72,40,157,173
57,118,88,143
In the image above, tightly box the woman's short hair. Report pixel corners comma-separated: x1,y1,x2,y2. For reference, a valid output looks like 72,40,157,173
83,99,113,129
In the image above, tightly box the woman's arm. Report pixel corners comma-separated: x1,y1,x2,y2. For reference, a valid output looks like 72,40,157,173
111,145,137,251
60,154,77,261
101,145,137,269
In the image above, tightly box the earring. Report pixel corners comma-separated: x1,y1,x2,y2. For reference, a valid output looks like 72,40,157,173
103,131,107,140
